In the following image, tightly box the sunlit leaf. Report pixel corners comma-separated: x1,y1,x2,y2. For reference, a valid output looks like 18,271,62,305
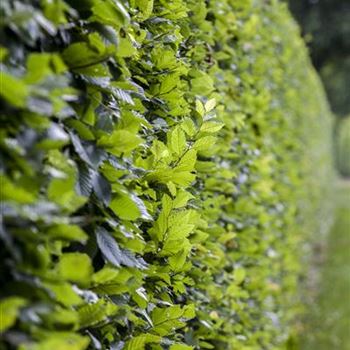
0,297,27,332
57,253,93,286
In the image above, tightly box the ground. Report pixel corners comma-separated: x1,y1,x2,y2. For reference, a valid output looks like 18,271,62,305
302,179,350,349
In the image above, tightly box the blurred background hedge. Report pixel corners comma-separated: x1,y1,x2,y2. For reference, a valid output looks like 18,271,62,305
0,1,334,350
335,116,350,178
288,0,350,178
288,0,350,117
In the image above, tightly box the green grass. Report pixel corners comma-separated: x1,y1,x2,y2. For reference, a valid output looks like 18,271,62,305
302,180,350,349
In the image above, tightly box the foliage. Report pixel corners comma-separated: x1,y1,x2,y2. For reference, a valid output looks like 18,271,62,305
0,1,333,349
320,57,350,118
335,117,350,177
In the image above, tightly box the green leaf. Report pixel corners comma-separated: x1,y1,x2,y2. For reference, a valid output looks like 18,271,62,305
151,48,177,70
1,176,36,203
195,100,205,117
146,149,196,186
92,171,111,206
42,282,83,307
152,304,182,323
95,227,148,269
43,308,79,329
70,132,106,168
190,72,214,96
168,249,188,272
109,192,151,220
161,209,199,254
78,300,118,328
199,121,224,134
233,267,246,285
97,130,141,156
193,136,217,151
90,0,130,29
57,253,93,285
25,53,66,83
0,47,8,61
133,0,154,21
18,333,90,350
81,90,102,125
150,140,171,163
91,267,133,295
0,72,29,107
62,34,115,69
167,126,186,156
92,266,120,285
167,210,195,240
159,73,179,94
0,297,27,332
112,87,134,104
77,163,94,197
167,181,177,196
24,54,51,83
148,194,172,241
47,224,88,242
204,98,216,112
146,162,197,187
175,149,197,172
48,177,87,212
181,118,197,137
169,171,196,187
170,344,194,350
117,36,137,58
132,288,149,308
182,304,196,319
173,189,194,208
124,334,161,350
151,304,195,336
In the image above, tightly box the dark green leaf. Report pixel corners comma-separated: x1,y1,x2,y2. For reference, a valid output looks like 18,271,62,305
96,227,148,269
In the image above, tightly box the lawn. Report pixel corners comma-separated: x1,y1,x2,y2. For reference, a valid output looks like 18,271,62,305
302,180,350,349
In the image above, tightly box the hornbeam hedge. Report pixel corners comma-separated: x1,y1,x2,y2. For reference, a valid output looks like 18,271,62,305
336,116,350,177
0,0,333,349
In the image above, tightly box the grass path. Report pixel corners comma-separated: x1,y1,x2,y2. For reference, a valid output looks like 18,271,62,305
302,180,350,349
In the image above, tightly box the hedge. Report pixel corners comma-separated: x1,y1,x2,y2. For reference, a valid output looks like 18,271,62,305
0,1,333,349
336,117,350,177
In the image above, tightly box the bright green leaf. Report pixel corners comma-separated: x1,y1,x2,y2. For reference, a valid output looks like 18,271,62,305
193,136,217,150
57,253,93,285
0,297,27,332
167,126,186,156
200,121,224,134
109,192,151,221
0,72,29,107
204,98,216,112
98,130,141,156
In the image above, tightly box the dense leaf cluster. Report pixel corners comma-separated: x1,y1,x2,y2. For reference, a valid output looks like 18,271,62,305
0,0,333,349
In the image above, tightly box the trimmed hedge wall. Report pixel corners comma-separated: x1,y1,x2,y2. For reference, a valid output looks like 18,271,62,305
336,117,350,177
0,1,333,349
